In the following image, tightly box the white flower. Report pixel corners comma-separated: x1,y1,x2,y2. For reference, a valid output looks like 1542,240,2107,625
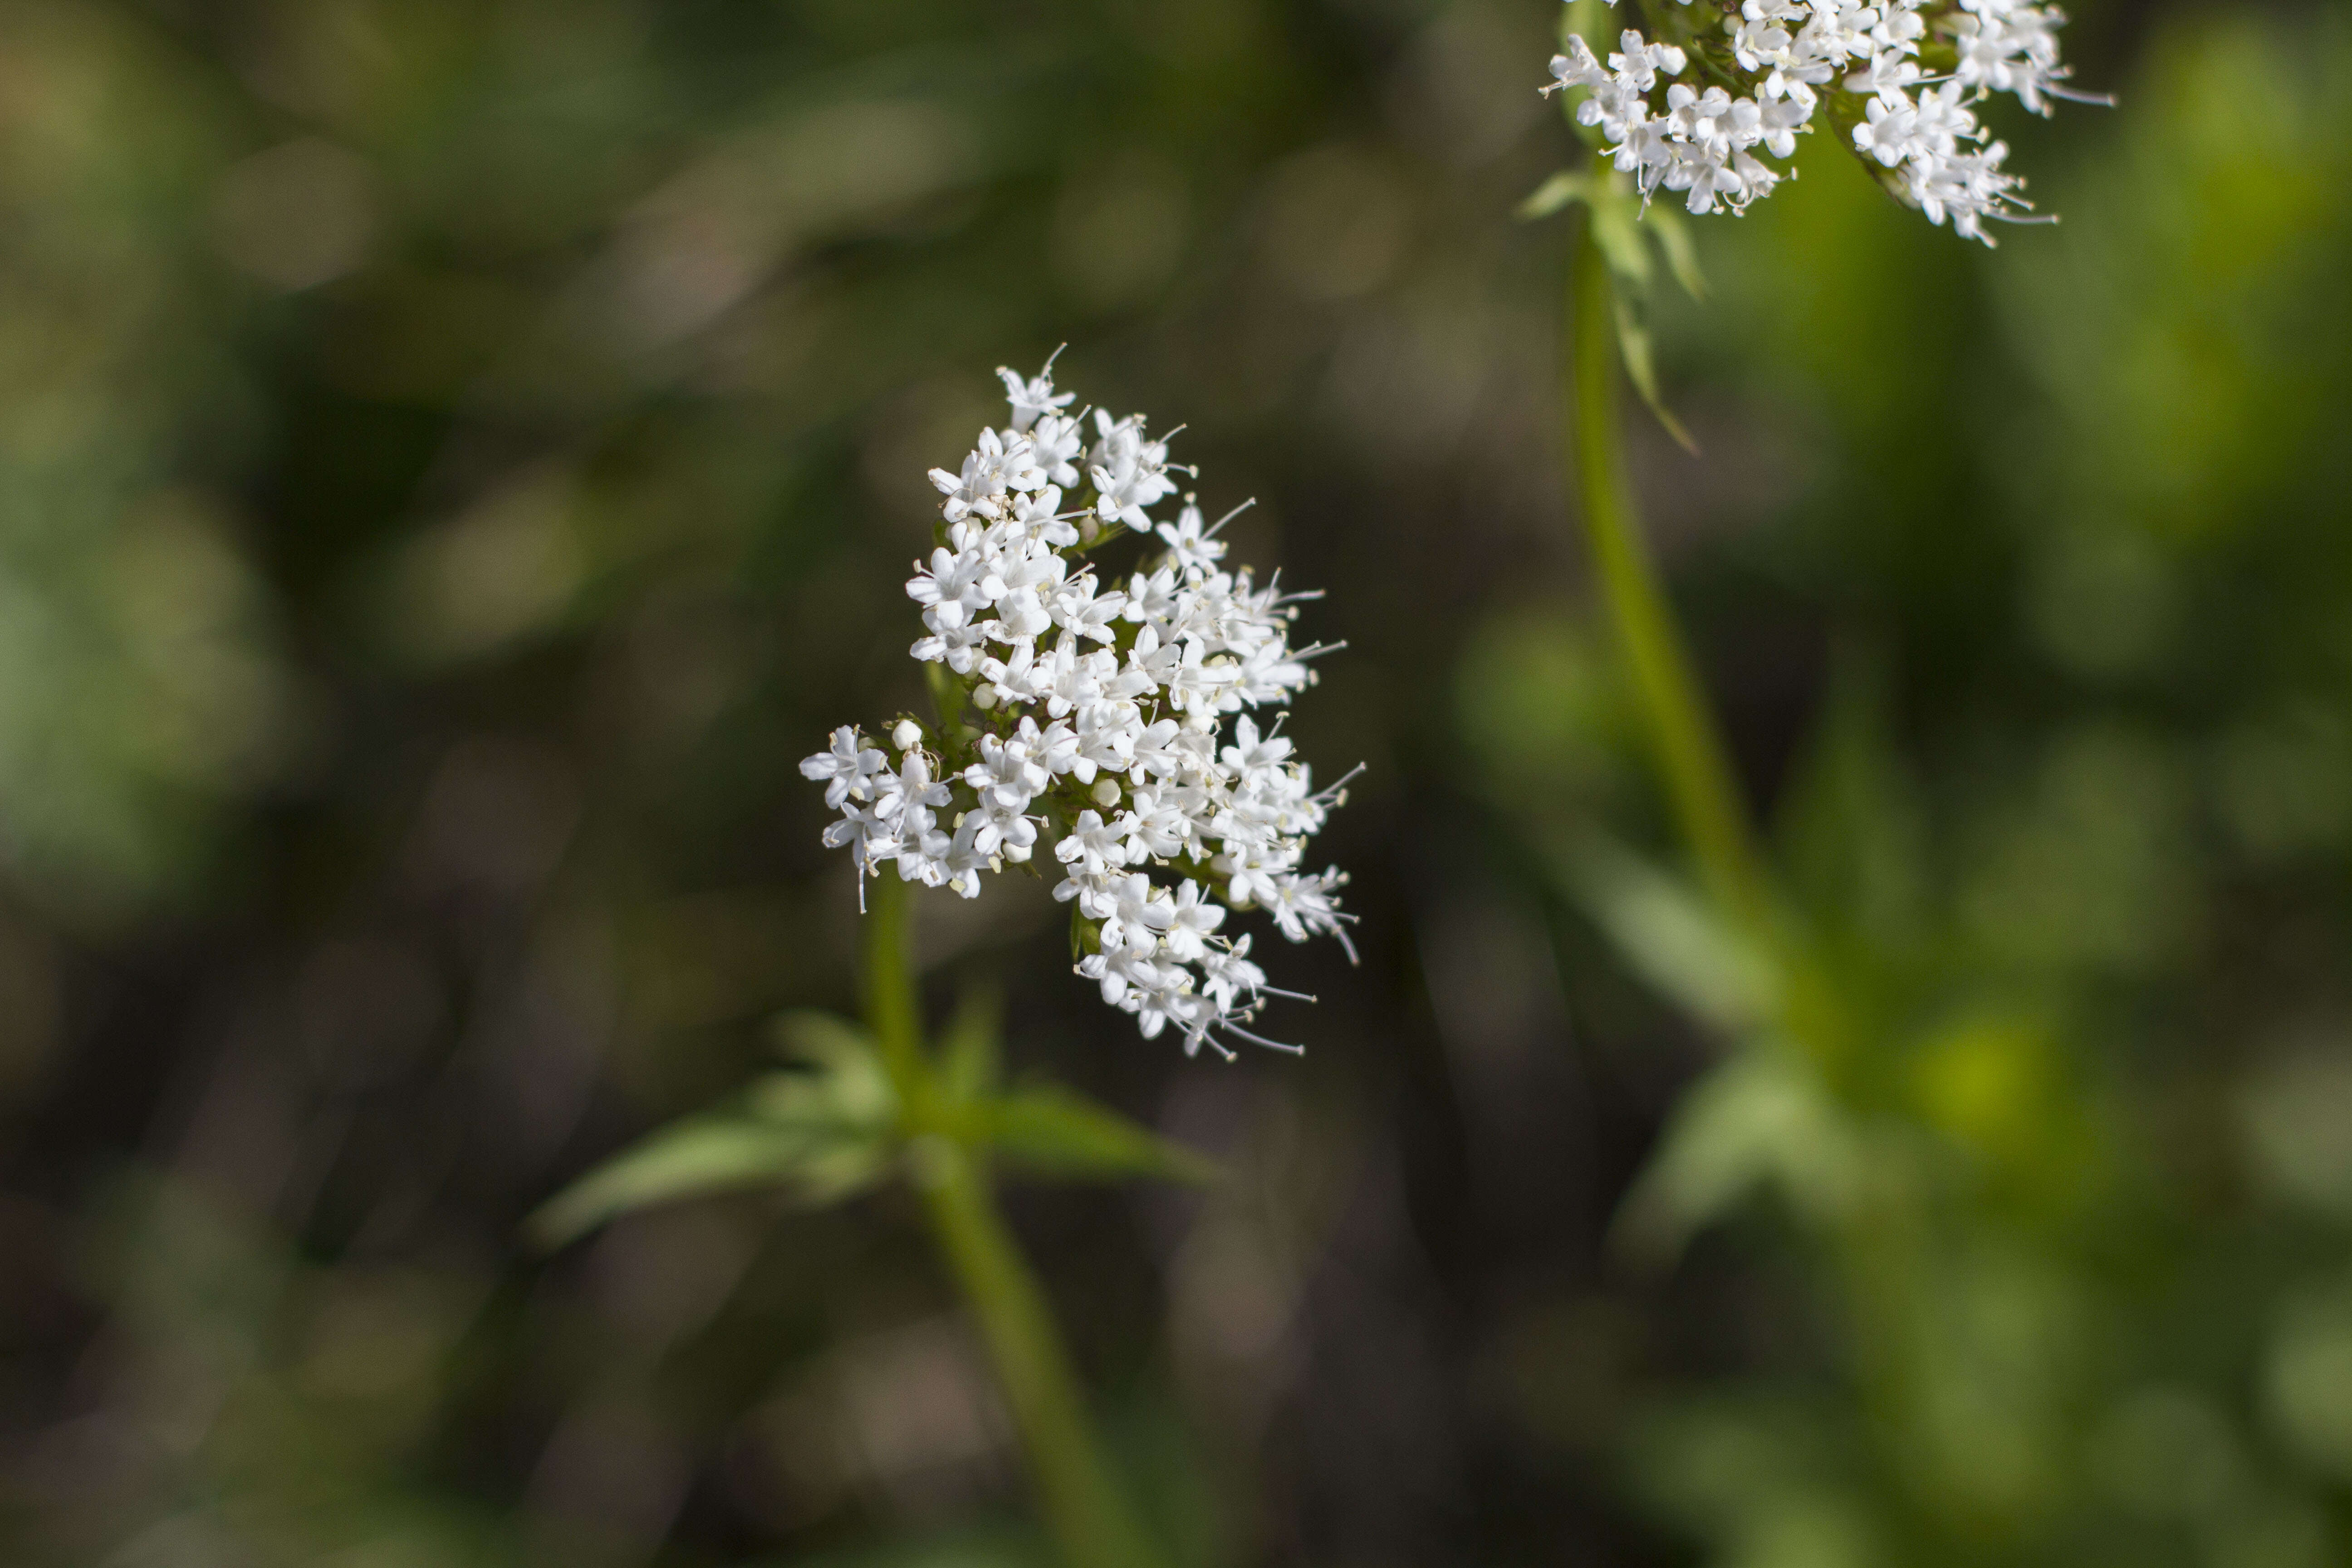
1070,701,1140,782
1220,714,1293,787
997,354,1075,432
1160,879,1228,962
980,637,1051,710
1853,93,1918,166
936,813,992,898
911,619,991,673
801,726,887,809
1126,718,1184,784
1123,786,1197,862
929,426,1044,524
1088,410,1180,531
971,797,1038,862
870,751,951,831
1089,871,1172,955
1011,485,1079,549
1056,808,1139,875
1029,411,1086,489
906,544,1000,631
1048,572,1127,644
1039,641,1111,718
1198,936,1266,1015
965,719,1053,811
1264,867,1358,960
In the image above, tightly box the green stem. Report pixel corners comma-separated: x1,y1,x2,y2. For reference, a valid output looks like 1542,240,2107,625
914,1140,1161,1568
861,878,1161,1568
863,873,924,1094
1568,223,1772,932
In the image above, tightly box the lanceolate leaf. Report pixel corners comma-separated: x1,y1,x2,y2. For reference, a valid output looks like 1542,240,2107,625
1610,287,1697,455
1612,1046,1864,1262
1546,829,1778,1033
978,1084,1219,1186
767,1010,897,1126
1519,160,1706,451
529,1010,901,1249
1519,171,1594,223
939,986,1004,1105
1645,204,1707,301
528,1114,887,1250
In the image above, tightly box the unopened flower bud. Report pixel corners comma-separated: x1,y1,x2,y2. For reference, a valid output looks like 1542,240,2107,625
1092,778,1122,807
972,685,998,710
892,719,923,750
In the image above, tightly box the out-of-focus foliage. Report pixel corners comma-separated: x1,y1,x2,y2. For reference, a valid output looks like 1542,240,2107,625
1466,10,2352,1565
0,1,1574,1562
0,0,2340,1564
0,5,286,915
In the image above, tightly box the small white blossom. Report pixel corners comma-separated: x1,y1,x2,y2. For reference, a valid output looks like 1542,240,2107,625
998,352,1075,431
799,725,887,809
1087,410,1180,532
1089,871,1172,956
1056,808,1139,875
1160,879,1228,962
1156,498,1233,578
1029,412,1086,489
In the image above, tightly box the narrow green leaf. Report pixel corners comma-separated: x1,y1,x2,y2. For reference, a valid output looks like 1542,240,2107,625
1644,204,1708,301
1518,170,1592,222
1610,289,1697,455
1547,830,1777,1032
940,986,1003,1105
1612,1046,1862,1263
979,1084,1219,1186
772,1009,879,1072
528,1116,882,1250
1586,187,1655,290
762,1010,897,1125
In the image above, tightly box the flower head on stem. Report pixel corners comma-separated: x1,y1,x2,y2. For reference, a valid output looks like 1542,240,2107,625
1542,0,2105,241
802,358,1359,1058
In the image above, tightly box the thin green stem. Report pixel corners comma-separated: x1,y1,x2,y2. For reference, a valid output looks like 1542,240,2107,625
862,872,924,1095
914,1140,1162,1568
860,880,1161,1568
1568,223,1772,932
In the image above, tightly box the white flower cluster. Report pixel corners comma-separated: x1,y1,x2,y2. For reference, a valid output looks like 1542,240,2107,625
1544,0,2096,241
801,357,1359,1058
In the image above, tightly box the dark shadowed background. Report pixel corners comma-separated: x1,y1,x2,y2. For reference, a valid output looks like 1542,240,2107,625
2,0,2349,1564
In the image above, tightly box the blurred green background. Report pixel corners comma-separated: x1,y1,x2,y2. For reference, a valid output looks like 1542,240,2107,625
1,0,2347,1564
